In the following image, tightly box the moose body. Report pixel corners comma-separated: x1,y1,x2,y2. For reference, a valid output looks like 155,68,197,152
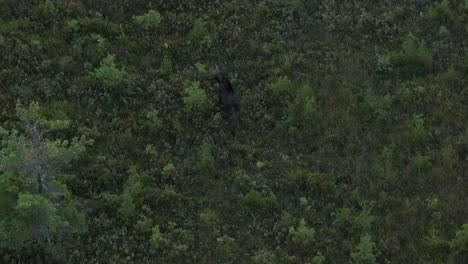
204,72,240,135
204,72,239,113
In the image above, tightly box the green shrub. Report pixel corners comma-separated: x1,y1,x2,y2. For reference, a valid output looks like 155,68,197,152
159,54,173,75
252,250,280,264
195,140,215,173
133,10,162,31
183,81,207,111
35,0,58,22
67,19,79,32
289,218,315,247
287,84,316,127
390,33,433,75
377,54,393,73
451,223,468,253
195,62,207,74
94,54,129,92
270,76,293,96
425,0,454,23
437,25,450,38
351,234,376,264
59,55,75,74
200,209,218,223
312,252,326,264
118,190,136,221
242,190,277,210
189,18,208,41
150,225,163,248
163,163,175,175
256,161,266,169
146,109,163,132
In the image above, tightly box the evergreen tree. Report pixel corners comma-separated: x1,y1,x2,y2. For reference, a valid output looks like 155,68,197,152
0,102,92,258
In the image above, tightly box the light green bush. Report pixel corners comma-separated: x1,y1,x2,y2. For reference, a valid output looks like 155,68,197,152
150,225,162,248
133,10,162,31
289,218,315,247
94,54,129,92
183,81,207,111
189,18,208,41
351,234,376,264
270,76,293,96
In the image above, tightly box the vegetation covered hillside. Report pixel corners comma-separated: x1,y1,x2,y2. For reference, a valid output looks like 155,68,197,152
1,0,467,263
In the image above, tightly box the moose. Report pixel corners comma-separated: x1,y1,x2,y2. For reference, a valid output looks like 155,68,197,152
203,71,240,134
204,71,239,113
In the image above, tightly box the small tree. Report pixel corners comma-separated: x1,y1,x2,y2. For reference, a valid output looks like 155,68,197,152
289,218,315,247
133,10,162,31
183,81,207,111
287,84,316,127
0,101,92,257
451,223,468,256
195,140,215,173
94,54,129,93
189,18,208,42
390,33,433,76
351,234,377,264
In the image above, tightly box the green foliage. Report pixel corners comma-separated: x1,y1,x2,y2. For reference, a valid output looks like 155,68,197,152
162,163,176,177
0,1,466,262
159,54,173,75
9,102,91,194
118,190,136,221
423,227,447,248
150,225,163,248
36,0,57,21
409,152,430,171
351,234,376,264
194,62,208,74
336,204,375,233
425,0,454,23
451,223,468,253
287,170,336,197
195,140,215,173
15,193,64,231
183,81,207,111
312,252,326,264
200,209,218,223
242,190,277,210
94,54,129,92
0,102,90,257
389,33,433,75
146,109,163,132
355,205,376,232
252,250,280,264
16,101,70,133
133,10,162,31
189,18,208,41
437,25,450,38
67,19,79,32
287,84,316,127
289,218,315,247
377,54,393,73
256,161,266,169
270,76,293,96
